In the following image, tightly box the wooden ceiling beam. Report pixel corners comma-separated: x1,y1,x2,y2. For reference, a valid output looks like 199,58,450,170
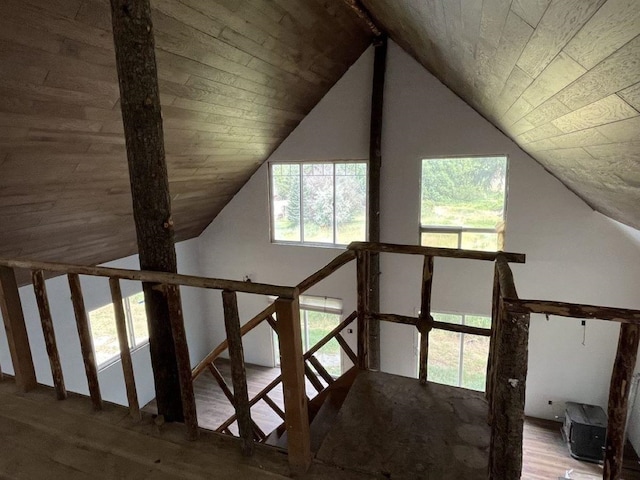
342,0,383,37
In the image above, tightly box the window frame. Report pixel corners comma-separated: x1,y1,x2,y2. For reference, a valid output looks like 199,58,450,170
416,311,491,391
268,160,369,248
89,292,149,371
419,154,509,252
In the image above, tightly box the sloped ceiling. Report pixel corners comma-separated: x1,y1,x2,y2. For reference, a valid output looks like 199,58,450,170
362,0,640,228
0,0,372,282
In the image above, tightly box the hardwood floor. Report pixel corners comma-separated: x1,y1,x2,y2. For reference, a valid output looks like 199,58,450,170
522,417,640,480
150,365,640,479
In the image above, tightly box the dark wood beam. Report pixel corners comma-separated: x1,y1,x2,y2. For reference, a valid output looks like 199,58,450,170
109,0,182,421
604,323,640,480
342,0,382,36
367,35,387,371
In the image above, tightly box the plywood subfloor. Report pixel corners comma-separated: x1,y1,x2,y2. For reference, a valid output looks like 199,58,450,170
0,379,381,480
316,370,491,479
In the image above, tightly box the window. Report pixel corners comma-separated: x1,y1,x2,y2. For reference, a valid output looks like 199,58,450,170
273,295,343,377
88,292,148,369
270,161,368,246
420,156,507,251
422,312,491,391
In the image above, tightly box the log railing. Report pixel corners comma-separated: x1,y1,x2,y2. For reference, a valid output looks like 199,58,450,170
0,256,308,468
488,256,640,480
190,249,358,462
348,242,528,480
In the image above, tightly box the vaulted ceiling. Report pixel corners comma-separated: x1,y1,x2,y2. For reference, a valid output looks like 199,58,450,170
362,0,640,227
0,0,372,281
1,0,639,283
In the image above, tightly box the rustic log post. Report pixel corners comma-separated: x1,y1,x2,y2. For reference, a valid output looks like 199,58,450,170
489,305,529,479
109,278,141,420
367,34,387,371
275,296,311,473
166,284,198,440
0,266,37,392
417,256,434,384
68,274,102,411
356,251,370,370
222,290,253,456
110,0,183,421
32,270,66,400
486,262,501,418
603,323,640,480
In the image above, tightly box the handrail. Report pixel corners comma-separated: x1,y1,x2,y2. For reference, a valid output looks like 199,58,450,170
214,311,358,434
193,250,358,381
503,298,640,324
192,304,276,380
348,241,526,263
297,250,356,294
0,258,296,297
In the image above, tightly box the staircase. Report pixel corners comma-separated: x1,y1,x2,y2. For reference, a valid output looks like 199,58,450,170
264,367,359,452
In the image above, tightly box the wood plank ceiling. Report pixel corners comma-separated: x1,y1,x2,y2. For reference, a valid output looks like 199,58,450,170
362,0,640,228
0,0,372,282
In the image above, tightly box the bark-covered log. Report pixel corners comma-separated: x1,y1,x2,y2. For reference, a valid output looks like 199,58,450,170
109,0,182,421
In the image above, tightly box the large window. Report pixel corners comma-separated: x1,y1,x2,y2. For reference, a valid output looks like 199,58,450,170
88,292,148,369
270,161,368,246
420,156,507,251
273,295,343,377
422,312,491,391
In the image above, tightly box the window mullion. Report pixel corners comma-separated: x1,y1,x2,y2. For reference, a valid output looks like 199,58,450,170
458,315,465,387
299,163,304,243
333,163,337,245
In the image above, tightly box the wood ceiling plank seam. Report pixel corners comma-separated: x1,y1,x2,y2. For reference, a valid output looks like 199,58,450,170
510,0,552,29
0,18,64,56
502,97,535,128
23,0,83,19
524,97,572,127
596,116,640,143
515,0,607,78
551,94,639,134
494,66,534,121
153,31,281,88
155,1,354,90
520,52,587,109
216,26,338,85
152,0,225,39
0,79,117,110
155,51,306,110
555,34,640,111
164,92,304,125
0,112,104,133
548,128,616,150
182,73,308,112
516,123,564,144
479,11,534,102
478,0,512,49
0,0,114,52
618,82,640,111
563,0,640,70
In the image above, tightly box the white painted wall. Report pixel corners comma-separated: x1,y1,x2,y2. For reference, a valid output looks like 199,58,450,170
0,238,211,407
196,41,640,449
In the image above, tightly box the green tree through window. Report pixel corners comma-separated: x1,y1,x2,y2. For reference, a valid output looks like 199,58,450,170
271,161,367,246
420,156,507,251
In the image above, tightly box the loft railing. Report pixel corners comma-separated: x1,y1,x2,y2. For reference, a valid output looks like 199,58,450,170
192,250,358,450
2,244,638,479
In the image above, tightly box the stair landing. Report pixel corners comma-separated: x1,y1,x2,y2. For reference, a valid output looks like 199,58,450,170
316,370,490,479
